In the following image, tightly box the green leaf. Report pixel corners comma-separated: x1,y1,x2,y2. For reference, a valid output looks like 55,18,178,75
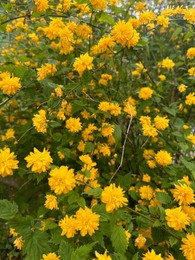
156,192,172,204
171,27,182,39
49,121,61,128
92,229,105,248
111,226,128,254
181,158,195,180
113,124,122,148
163,107,176,116
59,240,74,260
83,187,103,198
151,227,169,243
100,12,115,25
44,219,58,230
0,199,18,220
136,216,151,230
131,252,139,260
84,142,95,154
23,230,51,260
71,243,96,260
92,204,110,222
52,133,62,142
112,252,127,260
81,70,92,83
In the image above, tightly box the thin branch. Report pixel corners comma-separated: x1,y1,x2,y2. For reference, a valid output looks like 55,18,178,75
109,103,133,183
17,126,34,142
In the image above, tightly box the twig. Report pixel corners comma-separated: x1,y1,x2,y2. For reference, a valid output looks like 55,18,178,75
17,126,34,142
109,102,133,183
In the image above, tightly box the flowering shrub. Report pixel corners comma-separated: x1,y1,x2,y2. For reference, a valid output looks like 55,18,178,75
0,0,195,259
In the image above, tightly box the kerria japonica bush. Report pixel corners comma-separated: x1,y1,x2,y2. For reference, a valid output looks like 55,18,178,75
0,0,195,259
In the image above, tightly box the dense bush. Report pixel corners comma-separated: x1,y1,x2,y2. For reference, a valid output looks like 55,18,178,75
0,0,195,259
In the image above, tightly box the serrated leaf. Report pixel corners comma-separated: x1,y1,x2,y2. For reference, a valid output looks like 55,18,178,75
92,204,110,222
83,187,103,198
0,199,18,220
136,216,151,230
59,240,74,260
152,227,169,243
71,243,96,260
156,192,171,204
111,226,128,254
112,252,127,260
132,252,139,260
92,230,105,248
44,219,58,230
23,230,51,260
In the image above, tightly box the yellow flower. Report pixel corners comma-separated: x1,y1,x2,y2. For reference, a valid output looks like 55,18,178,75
135,234,146,249
37,63,57,80
142,249,163,260
9,228,19,237
59,215,77,238
90,0,106,10
13,237,24,250
185,92,195,105
158,74,166,81
109,103,121,116
165,207,190,231
94,250,112,260
135,2,146,12
188,134,195,145
139,87,153,100
32,109,48,133
187,47,195,59
48,166,76,195
101,184,128,213
1,128,15,141
0,147,19,177
34,0,49,12
177,84,187,93
101,123,114,137
73,53,93,76
66,117,82,132
182,205,195,223
171,184,194,205
25,148,53,174
0,75,22,95
142,124,158,138
159,57,175,70
111,20,140,49
79,154,97,169
41,253,60,260
154,115,169,130
180,233,195,260
44,194,59,210
139,185,153,200
155,150,172,166
157,15,170,28
188,67,195,77
143,149,155,160
98,143,111,156
142,174,151,182
75,206,100,236
139,11,156,23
